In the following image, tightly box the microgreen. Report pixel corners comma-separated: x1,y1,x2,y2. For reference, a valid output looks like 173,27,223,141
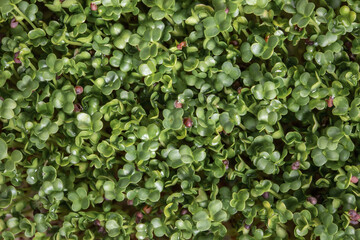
1,0,360,239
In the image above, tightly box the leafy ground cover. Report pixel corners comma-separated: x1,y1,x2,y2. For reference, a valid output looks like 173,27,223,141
1,0,360,239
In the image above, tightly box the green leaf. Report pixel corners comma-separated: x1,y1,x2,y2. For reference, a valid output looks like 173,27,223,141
219,112,234,133
114,30,132,49
304,2,315,16
251,180,272,197
42,166,57,182
0,138,8,160
332,97,349,115
106,220,121,237
240,42,253,63
267,36,279,49
28,28,46,39
139,63,154,76
17,75,39,98
183,57,199,72
196,220,211,231
76,113,92,130
208,200,222,216
97,141,115,157
205,26,220,38
69,13,86,27
311,149,327,166
251,43,264,56
150,7,166,20
163,109,184,130
230,189,249,211
0,99,17,119
193,211,211,231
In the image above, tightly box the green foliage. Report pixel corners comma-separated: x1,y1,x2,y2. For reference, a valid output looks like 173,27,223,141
251,35,279,59
1,0,360,239
67,187,90,212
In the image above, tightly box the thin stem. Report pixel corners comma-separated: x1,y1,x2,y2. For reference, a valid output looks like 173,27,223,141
315,71,328,88
28,62,37,72
65,40,83,46
77,2,86,14
101,131,111,138
221,31,230,40
281,45,288,55
11,12,28,31
239,122,246,131
238,5,244,16
269,189,282,199
52,78,58,88
242,29,249,38
18,20,28,31
232,48,241,55
31,57,38,63
165,14,175,26
245,106,255,115
105,94,112,101
329,72,338,80
156,42,169,52
6,76,18,86
10,64,20,79
12,4,36,29
350,182,358,188
6,124,22,133
310,18,321,33
96,29,105,37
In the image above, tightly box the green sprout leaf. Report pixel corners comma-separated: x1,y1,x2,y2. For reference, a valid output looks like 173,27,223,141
1,1,360,239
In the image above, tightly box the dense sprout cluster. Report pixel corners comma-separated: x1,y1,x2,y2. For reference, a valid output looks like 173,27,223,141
1,0,360,239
